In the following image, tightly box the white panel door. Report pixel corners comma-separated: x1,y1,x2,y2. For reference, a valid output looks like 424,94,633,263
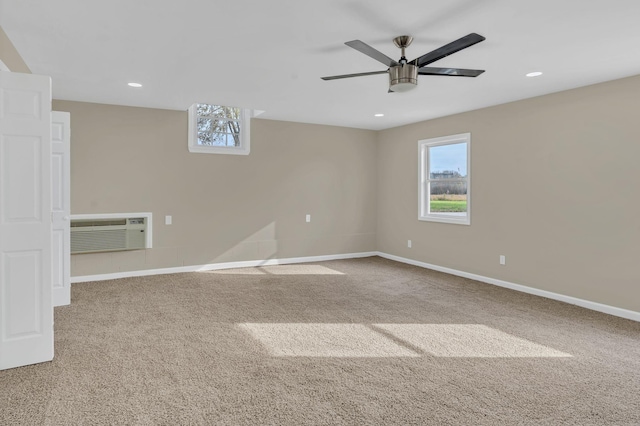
51,111,70,307
0,71,53,370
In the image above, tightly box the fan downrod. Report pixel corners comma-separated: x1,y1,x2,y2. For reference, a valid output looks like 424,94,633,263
393,35,413,61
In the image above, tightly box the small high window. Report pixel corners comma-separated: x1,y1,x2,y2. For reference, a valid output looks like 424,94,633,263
419,133,471,225
188,103,253,155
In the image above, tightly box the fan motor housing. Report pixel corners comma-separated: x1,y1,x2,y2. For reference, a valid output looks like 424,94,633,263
389,63,418,92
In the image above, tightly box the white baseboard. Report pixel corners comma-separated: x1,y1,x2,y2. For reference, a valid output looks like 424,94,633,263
376,252,640,323
70,249,639,323
70,251,378,284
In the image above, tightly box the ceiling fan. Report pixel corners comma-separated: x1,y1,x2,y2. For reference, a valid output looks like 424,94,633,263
321,33,486,92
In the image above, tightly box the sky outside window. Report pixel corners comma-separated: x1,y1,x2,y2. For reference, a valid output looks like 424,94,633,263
429,143,467,177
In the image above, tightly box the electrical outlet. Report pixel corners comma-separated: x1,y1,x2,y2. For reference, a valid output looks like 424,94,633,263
499,255,506,265
165,215,172,225
306,214,311,223
408,240,412,248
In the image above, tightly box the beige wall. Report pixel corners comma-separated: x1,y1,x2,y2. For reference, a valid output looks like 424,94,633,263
53,76,640,313
377,75,640,312
0,26,31,73
53,100,377,276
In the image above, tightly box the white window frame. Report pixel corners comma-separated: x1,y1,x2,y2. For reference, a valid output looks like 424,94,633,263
188,103,253,155
418,133,471,225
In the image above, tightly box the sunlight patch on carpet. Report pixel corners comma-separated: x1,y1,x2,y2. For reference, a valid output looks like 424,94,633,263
238,323,420,357
374,324,573,358
208,265,344,275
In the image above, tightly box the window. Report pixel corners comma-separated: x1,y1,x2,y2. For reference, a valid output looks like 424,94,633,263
419,133,470,225
188,103,253,155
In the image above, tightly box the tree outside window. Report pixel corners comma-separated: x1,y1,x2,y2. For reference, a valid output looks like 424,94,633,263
188,103,253,155
196,104,241,147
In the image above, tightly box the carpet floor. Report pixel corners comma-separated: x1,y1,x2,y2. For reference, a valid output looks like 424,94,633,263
1,256,639,425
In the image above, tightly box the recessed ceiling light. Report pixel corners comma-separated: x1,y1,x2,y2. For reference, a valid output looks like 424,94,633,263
374,113,384,117
128,82,143,87
526,72,543,77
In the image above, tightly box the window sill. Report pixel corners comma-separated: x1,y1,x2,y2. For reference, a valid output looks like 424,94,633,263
419,214,470,225
188,145,250,155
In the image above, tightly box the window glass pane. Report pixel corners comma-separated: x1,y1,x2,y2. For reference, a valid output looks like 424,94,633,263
197,117,212,132
198,131,213,145
210,133,227,146
197,104,241,120
429,143,467,179
228,133,240,146
210,133,240,147
196,104,215,116
430,181,467,213
210,119,240,134
226,107,241,119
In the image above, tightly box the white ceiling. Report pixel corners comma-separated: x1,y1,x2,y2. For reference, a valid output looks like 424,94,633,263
2,0,640,130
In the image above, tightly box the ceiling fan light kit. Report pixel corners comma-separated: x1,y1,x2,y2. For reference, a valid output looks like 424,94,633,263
322,33,486,93
389,64,418,92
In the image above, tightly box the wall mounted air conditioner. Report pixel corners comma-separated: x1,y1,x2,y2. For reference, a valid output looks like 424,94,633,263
70,213,152,254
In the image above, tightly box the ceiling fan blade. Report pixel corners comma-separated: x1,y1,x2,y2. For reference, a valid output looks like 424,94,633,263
345,40,399,67
412,33,485,68
321,70,388,81
418,67,485,77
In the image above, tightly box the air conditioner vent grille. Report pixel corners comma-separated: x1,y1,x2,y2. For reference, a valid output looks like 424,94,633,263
71,229,127,253
70,215,148,254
